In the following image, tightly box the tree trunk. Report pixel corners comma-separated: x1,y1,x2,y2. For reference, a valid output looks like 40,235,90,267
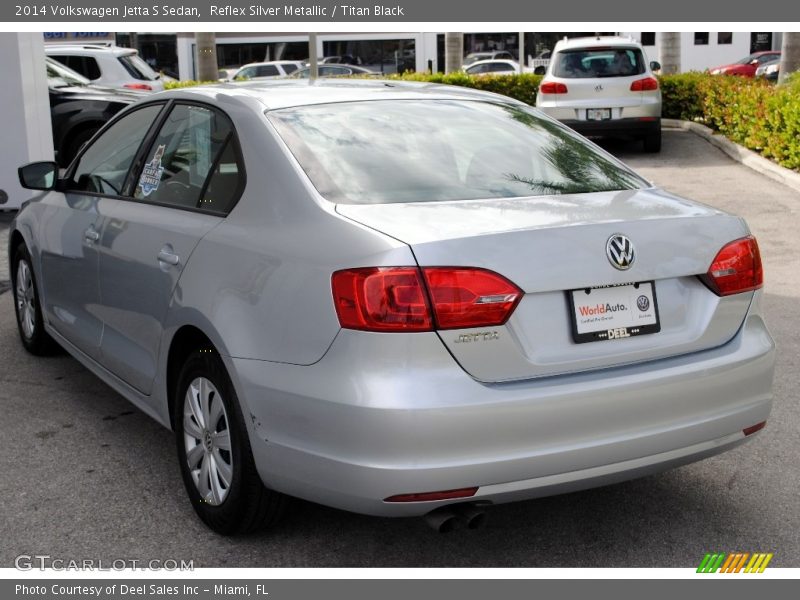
445,32,463,74
778,32,800,84
195,32,218,82
659,33,681,75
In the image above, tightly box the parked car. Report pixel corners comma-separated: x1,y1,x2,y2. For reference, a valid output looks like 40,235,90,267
290,64,377,78
10,80,774,535
709,51,781,77
463,51,515,66
536,36,662,152
46,57,140,167
319,55,361,65
231,61,304,80
464,59,520,75
46,44,166,92
755,56,781,81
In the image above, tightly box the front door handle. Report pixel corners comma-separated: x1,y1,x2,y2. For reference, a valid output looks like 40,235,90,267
84,226,100,243
157,247,180,267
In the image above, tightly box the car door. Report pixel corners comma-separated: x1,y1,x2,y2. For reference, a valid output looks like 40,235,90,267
95,102,245,395
38,103,165,359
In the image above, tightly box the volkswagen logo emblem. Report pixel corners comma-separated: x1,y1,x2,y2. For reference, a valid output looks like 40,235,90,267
606,234,635,270
595,84,604,92
637,295,650,311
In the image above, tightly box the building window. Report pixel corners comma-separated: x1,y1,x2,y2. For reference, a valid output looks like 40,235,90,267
694,33,709,45
640,32,656,46
717,32,733,45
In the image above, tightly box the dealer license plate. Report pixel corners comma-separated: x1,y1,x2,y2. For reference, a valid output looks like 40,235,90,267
568,282,660,344
587,108,611,120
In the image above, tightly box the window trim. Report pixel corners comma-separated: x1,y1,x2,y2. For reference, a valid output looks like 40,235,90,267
62,99,247,218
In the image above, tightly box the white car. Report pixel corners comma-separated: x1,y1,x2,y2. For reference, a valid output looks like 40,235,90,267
45,44,165,92
536,37,662,152
464,59,520,76
464,51,515,66
231,61,304,80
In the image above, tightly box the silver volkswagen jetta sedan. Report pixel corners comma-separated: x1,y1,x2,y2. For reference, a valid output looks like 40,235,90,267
10,80,774,534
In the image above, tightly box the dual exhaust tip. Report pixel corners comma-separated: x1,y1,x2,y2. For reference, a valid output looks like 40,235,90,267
424,503,488,533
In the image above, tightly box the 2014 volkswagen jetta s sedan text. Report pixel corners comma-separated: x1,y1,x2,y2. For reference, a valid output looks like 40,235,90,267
9,80,775,534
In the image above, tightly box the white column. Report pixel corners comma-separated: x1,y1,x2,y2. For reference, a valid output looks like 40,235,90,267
0,33,53,211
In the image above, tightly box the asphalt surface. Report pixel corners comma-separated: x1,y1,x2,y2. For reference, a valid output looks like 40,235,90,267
1,129,798,568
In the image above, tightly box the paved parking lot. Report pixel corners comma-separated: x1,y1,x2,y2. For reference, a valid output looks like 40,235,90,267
1,129,798,568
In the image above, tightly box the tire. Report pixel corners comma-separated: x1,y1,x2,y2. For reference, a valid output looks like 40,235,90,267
61,127,99,168
11,243,58,355
174,348,287,535
643,128,662,153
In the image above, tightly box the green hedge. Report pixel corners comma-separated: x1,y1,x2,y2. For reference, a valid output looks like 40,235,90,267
166,71,800,171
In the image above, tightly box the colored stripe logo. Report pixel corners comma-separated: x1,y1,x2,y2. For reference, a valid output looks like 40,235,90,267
697,552,773,573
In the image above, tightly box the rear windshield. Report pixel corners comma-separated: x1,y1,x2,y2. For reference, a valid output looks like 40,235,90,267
268,100,647,205
553,48,646,78
118,54,158,81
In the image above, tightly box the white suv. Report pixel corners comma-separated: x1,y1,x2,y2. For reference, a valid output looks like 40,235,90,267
45,44,165,92
536,37,662,152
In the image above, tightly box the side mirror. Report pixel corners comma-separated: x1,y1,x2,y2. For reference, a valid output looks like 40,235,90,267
18,161,58,191
650,61,662,72
750,59,759,65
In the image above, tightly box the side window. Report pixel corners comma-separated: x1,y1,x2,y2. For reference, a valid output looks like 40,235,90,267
133,103,243,214
283,63,298,74
256,65,279,77
69,104,164,195
62,55,101,80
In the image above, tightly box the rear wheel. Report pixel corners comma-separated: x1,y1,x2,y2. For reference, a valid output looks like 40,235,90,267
12,243,57,355
643,128,662,153
174,348,287,535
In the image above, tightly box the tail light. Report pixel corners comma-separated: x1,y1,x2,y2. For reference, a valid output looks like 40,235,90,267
539,81,568,94
703,236,763,296
332,267,523,332
124,83,153,91
630,77,659,91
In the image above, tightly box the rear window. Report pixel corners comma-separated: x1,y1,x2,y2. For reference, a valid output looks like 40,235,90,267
118,53,158,81
282,63,299,74
268,100,646,205
553,48,646,78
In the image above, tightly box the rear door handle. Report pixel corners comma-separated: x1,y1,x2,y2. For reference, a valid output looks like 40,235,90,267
157,247,180,266
84,226,100,243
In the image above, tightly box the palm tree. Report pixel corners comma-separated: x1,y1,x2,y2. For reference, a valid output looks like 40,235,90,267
195,33,218,82
445,33,463,74
778,32,800,84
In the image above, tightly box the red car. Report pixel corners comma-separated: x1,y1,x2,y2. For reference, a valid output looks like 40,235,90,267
709,51,781,77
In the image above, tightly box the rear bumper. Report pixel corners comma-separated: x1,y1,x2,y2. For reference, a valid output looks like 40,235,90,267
230,303,774,517
561,117,661,137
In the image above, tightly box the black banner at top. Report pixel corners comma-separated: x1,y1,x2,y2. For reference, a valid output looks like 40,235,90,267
4,0,800,22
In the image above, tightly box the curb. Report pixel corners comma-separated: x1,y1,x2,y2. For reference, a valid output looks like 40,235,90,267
663,118,800,194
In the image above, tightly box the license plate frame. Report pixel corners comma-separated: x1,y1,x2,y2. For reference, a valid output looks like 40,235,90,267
587,108,612,121
567,281,661,344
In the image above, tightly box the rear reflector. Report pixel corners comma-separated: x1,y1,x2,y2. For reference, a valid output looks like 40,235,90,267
123,83,153,91
743,421,766,436
630,77,659,91
384,487,479,503
539,81,568,94
332,267,522,332
703,236,763,296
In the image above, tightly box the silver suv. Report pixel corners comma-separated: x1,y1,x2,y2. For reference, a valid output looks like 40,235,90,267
536,37,662,152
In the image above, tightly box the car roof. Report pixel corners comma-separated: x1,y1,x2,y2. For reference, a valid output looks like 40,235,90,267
240,61,303,68
45,44,135,56
553,36,642,52
157,79,522,111
466,59,518,67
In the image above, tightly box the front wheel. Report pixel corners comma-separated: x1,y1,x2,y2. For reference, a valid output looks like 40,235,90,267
174,349,287,535
12,243,57,355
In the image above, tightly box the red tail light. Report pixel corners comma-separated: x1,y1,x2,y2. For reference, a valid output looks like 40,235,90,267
123,83,153,91
332,267,523,332
630,77,659,91
743,421,766,436
423,267,522,329
703,236,763,296
539,81,568,94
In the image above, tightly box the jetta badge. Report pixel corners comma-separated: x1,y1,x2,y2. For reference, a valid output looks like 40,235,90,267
606,234,635,270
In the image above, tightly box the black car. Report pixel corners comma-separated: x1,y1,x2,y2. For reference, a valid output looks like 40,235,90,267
46,58,142,167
